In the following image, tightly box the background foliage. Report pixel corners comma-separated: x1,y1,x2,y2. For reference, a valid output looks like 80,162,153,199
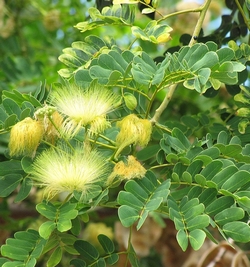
0,0,250,266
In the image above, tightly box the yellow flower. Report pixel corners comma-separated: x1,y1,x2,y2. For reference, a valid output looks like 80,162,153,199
31,145,110,199
107,155,146,185
9,117,44,158
49,85,119,137
156,33,171,44
115,114,152,158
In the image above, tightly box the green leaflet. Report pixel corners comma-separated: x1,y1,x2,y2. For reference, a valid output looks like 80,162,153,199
214,207,244,226
223,222,250,242
97,234,115,254
36,201,78,239
131,20,172,44
14,178,32,202
47,247,62,267
220,170,250,192
118,171,170,230
1,230,46,265
75,5,135,33
72,237,119,267
59,35,245,94
189,229,206,251
0,174,23,197
168,196,209,251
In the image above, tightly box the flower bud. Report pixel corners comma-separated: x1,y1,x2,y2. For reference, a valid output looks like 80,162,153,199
116,114,152,149
9,117,44,158
107,155,146,185
124,92,137,110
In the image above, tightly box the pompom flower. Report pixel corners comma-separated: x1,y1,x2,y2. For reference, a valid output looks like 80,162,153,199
9,117,44,158
115,114,152,158
107,155,146,185
31,145,110,199
49,85,119,137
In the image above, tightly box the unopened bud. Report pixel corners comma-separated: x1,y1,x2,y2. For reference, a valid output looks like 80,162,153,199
9,118,44,157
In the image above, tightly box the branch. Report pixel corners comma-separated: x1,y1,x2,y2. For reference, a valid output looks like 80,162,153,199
158,7,202,23
189,0,212,46
150,85,176,124
150,0,212,124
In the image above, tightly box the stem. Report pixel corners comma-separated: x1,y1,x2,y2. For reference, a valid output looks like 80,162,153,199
98,133,117,145
127,37,138,50
48,115,75,151
158,7,202,23
125,226,133,267
88,138,117,150
150,85,176,124
189,0,212,46
154,122,172,133
138,0,164,18
114,83,151,100
235,0,250,31
150,163,173,170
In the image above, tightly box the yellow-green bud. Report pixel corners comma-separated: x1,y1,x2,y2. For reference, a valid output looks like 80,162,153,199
107,155,146,185
124,93,137,110
115,114,152,158
9,117,44,158
116,114,152,147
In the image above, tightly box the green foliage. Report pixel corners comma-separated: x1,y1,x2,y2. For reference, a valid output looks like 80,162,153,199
0,229,46,266
0,0,250,266
71,235,119,267
60,40,246,95
118,171,170,229
36,201,78,239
